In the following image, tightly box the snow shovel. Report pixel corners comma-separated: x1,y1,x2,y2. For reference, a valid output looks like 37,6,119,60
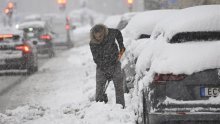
89,79,110,103
102,79,110,103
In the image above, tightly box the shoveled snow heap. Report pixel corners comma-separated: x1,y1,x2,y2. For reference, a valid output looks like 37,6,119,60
0,45,136,124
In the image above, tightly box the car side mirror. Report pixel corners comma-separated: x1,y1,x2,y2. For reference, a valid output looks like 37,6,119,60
71,25,76,30
33,41,38,45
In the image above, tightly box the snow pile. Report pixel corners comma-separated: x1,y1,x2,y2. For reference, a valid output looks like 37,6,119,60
0,105,47,124
0,45,137,124
104,15,122,29
122,10,178,40
152,5,220,41
164,96,220,105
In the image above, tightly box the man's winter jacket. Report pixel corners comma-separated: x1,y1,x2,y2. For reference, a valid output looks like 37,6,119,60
89,24,125,69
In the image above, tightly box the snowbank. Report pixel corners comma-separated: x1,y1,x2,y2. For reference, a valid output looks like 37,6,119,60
0,45,136,124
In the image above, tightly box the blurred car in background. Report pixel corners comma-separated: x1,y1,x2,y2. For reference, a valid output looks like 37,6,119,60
68,8,101,46
135,5,220,124
46,14,74,48
0,28,38,74
18,19,55,58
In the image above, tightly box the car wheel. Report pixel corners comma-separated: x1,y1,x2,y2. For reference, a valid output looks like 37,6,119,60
48,49,55,58
67,42,74,49
27,65,38,75
142,90,149,124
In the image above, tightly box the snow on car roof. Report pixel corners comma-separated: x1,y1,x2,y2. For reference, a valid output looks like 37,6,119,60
0,27,23,35
18,21,46,29
153,5,220,41
104,15,122,28
136,37,220,76
122,9,178,40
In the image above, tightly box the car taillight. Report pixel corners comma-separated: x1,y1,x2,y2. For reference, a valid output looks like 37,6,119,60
153,73,186,84
0,34,13,38
65,24,70,30
16,45,31,53
40,35,51,40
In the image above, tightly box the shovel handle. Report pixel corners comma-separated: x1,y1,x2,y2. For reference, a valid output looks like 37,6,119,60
104,80,110,93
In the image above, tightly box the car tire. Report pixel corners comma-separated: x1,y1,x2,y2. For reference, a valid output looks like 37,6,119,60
48,49,55,58
27,65,38,75
67,42,74,49
142,90,149,124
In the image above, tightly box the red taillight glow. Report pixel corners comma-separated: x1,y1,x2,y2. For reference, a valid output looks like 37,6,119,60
176,112,186,115
16,45,31,53
153,73,186,84
0,34,13,38
40,35,51,40
65,24,70,30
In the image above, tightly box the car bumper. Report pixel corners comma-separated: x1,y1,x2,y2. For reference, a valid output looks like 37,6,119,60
148,112,220,124
37,43,53,54
0,57,29,70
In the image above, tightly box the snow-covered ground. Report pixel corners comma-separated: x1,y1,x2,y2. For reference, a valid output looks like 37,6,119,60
0,45,137,124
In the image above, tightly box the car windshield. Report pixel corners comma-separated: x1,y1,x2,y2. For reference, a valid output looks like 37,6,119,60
170,31,220,43
0,35,20,44
23,27,44,40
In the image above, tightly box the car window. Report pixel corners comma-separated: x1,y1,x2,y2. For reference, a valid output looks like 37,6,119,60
23,28,44,39
170,31,220,43
138,34,150,39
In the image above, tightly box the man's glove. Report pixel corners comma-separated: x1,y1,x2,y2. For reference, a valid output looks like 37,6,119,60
117,48,125,61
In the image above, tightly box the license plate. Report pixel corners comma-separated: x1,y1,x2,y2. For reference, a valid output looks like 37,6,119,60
0,60,5,65
200,87,220,97
38,41,46,45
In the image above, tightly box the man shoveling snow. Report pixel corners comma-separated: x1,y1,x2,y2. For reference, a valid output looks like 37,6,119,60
89,24,126,108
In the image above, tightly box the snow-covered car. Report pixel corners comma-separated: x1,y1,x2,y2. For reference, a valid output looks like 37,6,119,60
0,28,38,74
104,15,122,29
18,20,55,58
122,10,178,90
47,14,74,48
122,9,178,41
136,5,220,124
